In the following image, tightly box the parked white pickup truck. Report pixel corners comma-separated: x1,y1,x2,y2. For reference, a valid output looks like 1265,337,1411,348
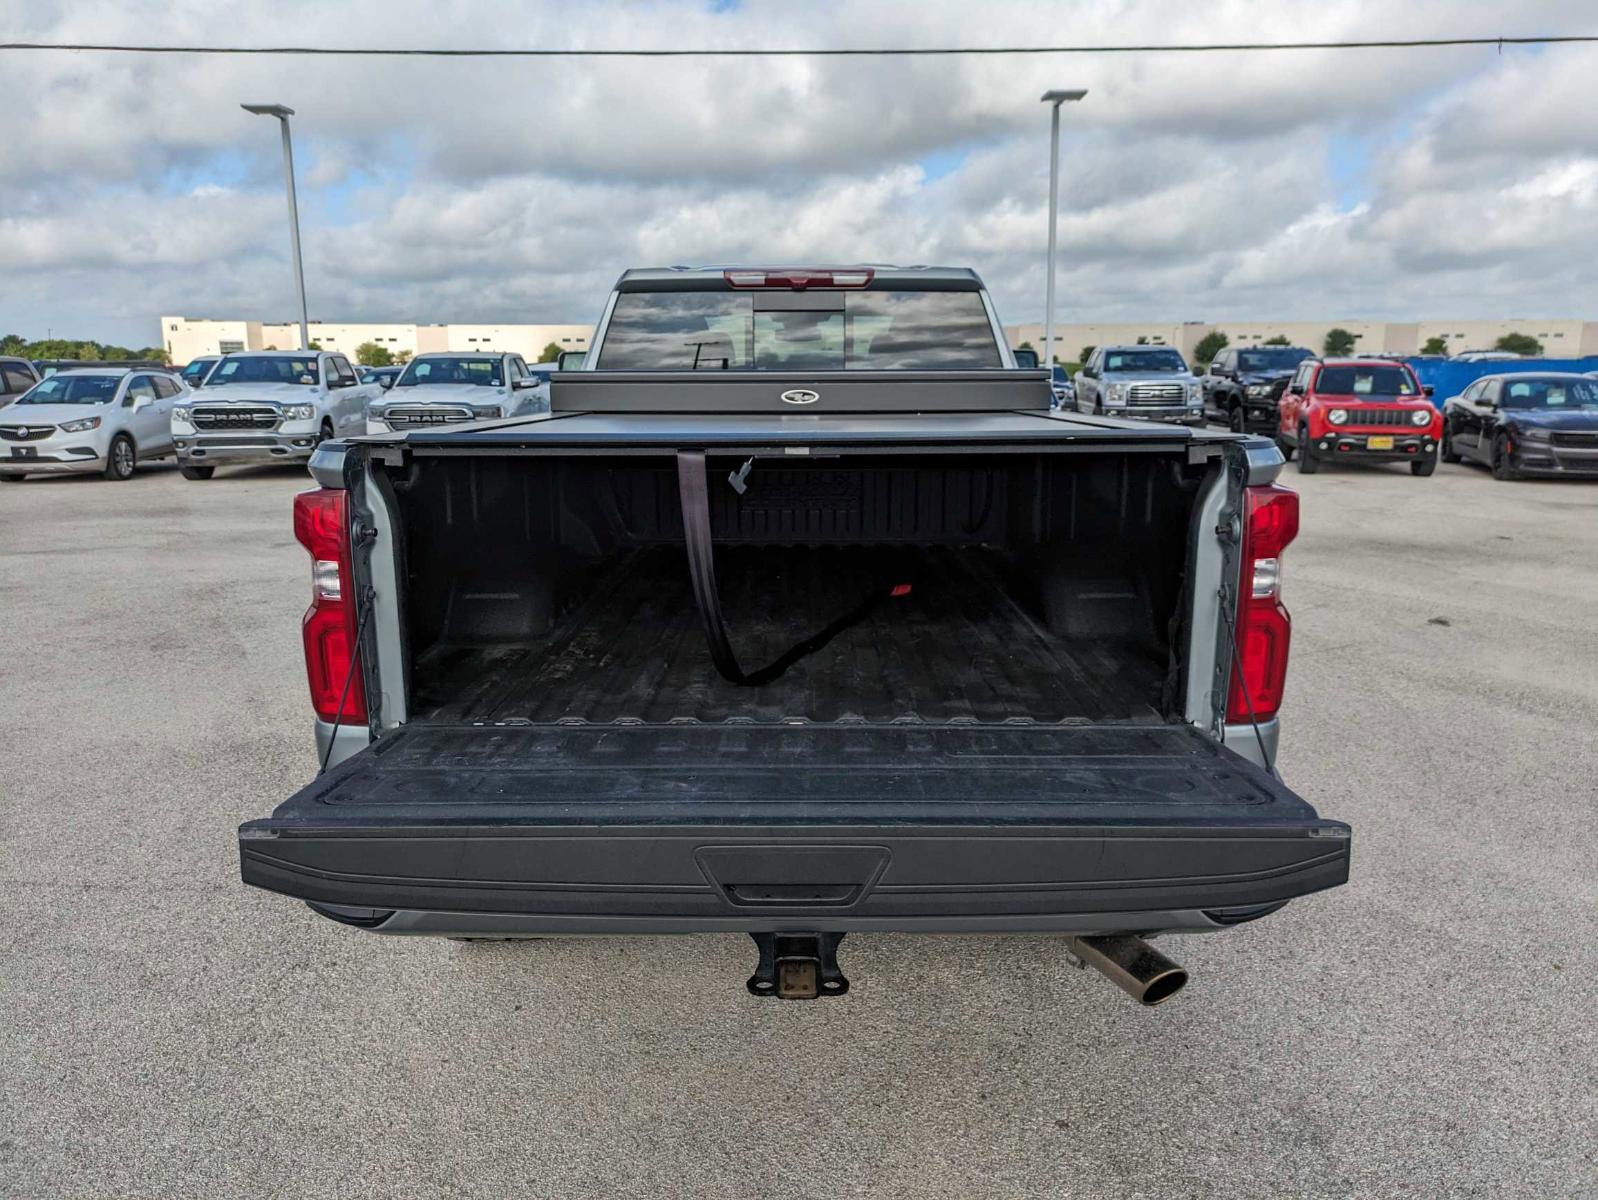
171,350,379,480
365,351,548,434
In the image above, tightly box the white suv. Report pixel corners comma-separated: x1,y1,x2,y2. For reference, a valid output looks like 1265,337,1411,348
0,368,185,482
170,350,378,480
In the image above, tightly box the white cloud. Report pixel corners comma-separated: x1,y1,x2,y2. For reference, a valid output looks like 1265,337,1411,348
3,0,1598,344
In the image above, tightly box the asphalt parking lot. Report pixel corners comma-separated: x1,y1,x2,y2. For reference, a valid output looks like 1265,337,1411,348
2,455,1595,1199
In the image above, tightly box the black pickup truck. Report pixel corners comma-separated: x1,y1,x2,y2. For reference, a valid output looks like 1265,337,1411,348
1203,346,1315,433
238,266,1349,1005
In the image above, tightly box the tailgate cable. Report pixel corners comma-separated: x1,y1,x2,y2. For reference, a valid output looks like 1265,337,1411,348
318,586,375,775
676,449,908,686
1217,584,1274,775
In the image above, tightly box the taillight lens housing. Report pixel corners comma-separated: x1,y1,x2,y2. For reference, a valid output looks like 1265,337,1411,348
1227,484,1299,725
293,488,366,725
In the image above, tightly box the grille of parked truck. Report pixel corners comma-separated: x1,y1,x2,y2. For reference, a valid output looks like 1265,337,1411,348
236,265,1350,1005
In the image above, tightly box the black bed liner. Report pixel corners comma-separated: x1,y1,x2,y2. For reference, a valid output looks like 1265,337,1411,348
239,723,1351,927
413,545,1167,726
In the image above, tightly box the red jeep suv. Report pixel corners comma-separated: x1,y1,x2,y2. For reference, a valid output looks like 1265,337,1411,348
1278,358,1441,476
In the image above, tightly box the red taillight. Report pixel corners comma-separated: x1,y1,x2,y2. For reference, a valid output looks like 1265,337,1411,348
293,488,366,725
1227,484,1299,725
723,268,874,290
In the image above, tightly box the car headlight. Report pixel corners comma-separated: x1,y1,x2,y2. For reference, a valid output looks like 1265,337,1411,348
171,407,190,424
1518,426,1551,442
1410,408,1433,427
60,416,102,433
282,403,315,421
471,406,503,420
1107,384,1127,404
1328,408,1349,425
1188,382,1203,404
1246,383,1273,398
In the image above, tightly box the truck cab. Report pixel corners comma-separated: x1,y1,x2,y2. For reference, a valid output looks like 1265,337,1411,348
237,265,1349,1005
1277,357,1441,476
171,350,378,480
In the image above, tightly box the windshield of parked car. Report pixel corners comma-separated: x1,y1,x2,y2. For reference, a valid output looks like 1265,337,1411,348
1103,349,1187,373
207,356,320,386
1238,348,1312,372
15,373,121,405
1314,366,1418,395
595,289,1003,370
1500,377,1598,409
397,357,503,386
1051,365,1070,384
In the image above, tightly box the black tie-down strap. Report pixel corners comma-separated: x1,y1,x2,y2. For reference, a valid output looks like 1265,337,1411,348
675,450,909,687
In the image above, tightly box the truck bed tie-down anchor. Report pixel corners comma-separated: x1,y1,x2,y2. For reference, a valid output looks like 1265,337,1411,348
747,932,849,999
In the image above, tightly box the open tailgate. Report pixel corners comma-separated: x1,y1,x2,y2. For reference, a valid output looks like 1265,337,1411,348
239,722,1350,933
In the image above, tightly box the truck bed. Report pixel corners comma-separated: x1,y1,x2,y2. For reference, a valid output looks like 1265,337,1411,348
411,544,1169,726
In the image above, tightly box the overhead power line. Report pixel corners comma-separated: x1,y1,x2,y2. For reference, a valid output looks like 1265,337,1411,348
0,34,1595,58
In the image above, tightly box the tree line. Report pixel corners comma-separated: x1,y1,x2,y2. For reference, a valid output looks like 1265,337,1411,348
1,334,167,362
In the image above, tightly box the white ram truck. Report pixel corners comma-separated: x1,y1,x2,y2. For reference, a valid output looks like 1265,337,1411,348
172,350,379,480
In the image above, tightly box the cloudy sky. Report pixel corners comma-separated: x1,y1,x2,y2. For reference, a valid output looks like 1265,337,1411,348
3,1,1598,346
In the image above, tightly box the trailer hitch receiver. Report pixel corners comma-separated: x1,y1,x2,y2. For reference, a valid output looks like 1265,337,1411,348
747,932,849,999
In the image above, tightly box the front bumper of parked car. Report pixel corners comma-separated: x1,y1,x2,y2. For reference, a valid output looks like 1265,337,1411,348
172,418,322,466
1308,431,1437,460
1508,431,1598,476
1107,404,1206,426
0,427,112,474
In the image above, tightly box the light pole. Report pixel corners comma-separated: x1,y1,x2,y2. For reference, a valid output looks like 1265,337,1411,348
1040,89,1087,372
242,103,310,352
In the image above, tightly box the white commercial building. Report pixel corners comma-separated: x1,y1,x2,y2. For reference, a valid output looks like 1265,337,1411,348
162,318,595,364
1004,319,1598,363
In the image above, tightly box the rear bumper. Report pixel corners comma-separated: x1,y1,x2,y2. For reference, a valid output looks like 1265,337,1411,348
308,903,1278,938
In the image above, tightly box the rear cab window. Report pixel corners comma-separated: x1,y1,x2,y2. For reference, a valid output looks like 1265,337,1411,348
596,289,1003,371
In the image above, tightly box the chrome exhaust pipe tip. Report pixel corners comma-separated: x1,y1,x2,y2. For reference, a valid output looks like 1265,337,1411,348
1069,934,1189,1006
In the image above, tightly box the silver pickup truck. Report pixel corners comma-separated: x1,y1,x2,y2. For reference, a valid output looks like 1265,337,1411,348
237,265,1349,1006
1074,344,1206,424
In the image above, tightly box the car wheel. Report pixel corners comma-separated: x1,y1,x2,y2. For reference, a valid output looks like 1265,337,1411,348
1228,405,1246,433
1296,425,1319,474
1491,433,1520,481
104,435,136,481
180,465,215,481
317,420,334,447
1440,428,1462,463
1410,452,1437,477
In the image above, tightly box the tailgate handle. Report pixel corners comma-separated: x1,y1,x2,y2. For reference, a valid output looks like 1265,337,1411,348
696,845,890,909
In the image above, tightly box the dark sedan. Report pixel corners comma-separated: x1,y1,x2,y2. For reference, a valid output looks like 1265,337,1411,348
1442,373,1598,480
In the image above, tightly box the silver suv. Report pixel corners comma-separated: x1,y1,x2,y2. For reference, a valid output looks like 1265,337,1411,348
1074,345,1205,425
